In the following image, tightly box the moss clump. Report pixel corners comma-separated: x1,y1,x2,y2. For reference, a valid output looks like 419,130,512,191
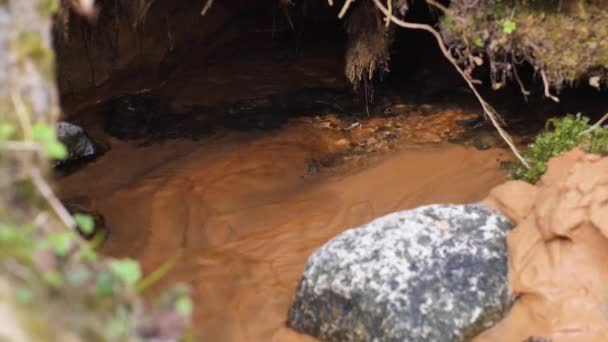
509,114,608,183
440,1,608,90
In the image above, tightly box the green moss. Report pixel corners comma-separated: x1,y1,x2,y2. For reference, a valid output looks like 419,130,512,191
441,2,608,88
509,114,608,183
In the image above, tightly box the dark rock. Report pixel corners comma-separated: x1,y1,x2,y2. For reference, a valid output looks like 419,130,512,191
288,204,514,342
105,93,168,141
104,93,216,144
54,121,105,172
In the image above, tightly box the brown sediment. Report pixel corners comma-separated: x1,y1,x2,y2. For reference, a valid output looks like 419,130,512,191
479,148,608,342
58,112,507,341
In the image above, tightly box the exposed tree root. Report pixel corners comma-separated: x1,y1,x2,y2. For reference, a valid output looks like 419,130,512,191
541,70,560,103
339,0,356,18
511,57,530,102
201,0,214,16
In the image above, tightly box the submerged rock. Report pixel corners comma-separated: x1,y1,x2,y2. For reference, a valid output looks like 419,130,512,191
288,204,514,342
63,197,109,242
55,122,103,170
105,94,167,141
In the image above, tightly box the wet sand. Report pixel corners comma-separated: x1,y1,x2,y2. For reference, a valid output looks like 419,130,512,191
58,118,507,341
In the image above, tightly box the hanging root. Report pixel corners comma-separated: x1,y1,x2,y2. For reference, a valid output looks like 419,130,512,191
339,0,356,18
344,0,393,90
511,56,530,102
541,70,560,103
368,0,530,169
201,0,214,16
384,0,392,27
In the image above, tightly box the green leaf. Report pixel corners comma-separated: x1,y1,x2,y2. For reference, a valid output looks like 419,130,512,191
108,318,127,338
31,122,55,142
80,248,98,262
0,225,16,242
175,296,193,316
474,37,484,48
502,20,517,34
43,140,68,160
0,123,16,140
16,288,33,304
109,259,142,286
74,213,95,234
43,271,64,288
96,271,115,297
49,231,74,256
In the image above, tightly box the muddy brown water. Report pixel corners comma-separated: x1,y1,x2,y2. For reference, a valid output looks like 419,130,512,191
58,108,510,341
56,35,527,340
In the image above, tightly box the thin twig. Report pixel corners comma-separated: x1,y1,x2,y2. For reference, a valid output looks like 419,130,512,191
385,0,392,27
370,0,530,169
540,70,560,103
581,112,608,135
201,0,214,16
30,168,76,229
11,94,33,140
338,0,355,18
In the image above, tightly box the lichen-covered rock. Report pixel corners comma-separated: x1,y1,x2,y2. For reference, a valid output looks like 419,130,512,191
288,204,514,342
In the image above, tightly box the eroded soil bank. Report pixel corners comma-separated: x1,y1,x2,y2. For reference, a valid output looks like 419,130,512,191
58,109,509,340
480,149,608,342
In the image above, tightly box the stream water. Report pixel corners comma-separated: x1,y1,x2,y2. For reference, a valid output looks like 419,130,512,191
55,39,537,341
58,110,510,341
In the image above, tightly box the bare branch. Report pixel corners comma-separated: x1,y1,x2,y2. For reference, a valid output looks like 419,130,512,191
30,168,76,229
370,0,530,169
0,141,40,151
11,94,33,140
581,112,608,135
541,70,560,103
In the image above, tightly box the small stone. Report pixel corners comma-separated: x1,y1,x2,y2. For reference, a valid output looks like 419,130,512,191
54,121,103,170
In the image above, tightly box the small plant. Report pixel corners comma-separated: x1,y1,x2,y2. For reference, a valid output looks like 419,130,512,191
502,19,517,34
509,114,608,183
